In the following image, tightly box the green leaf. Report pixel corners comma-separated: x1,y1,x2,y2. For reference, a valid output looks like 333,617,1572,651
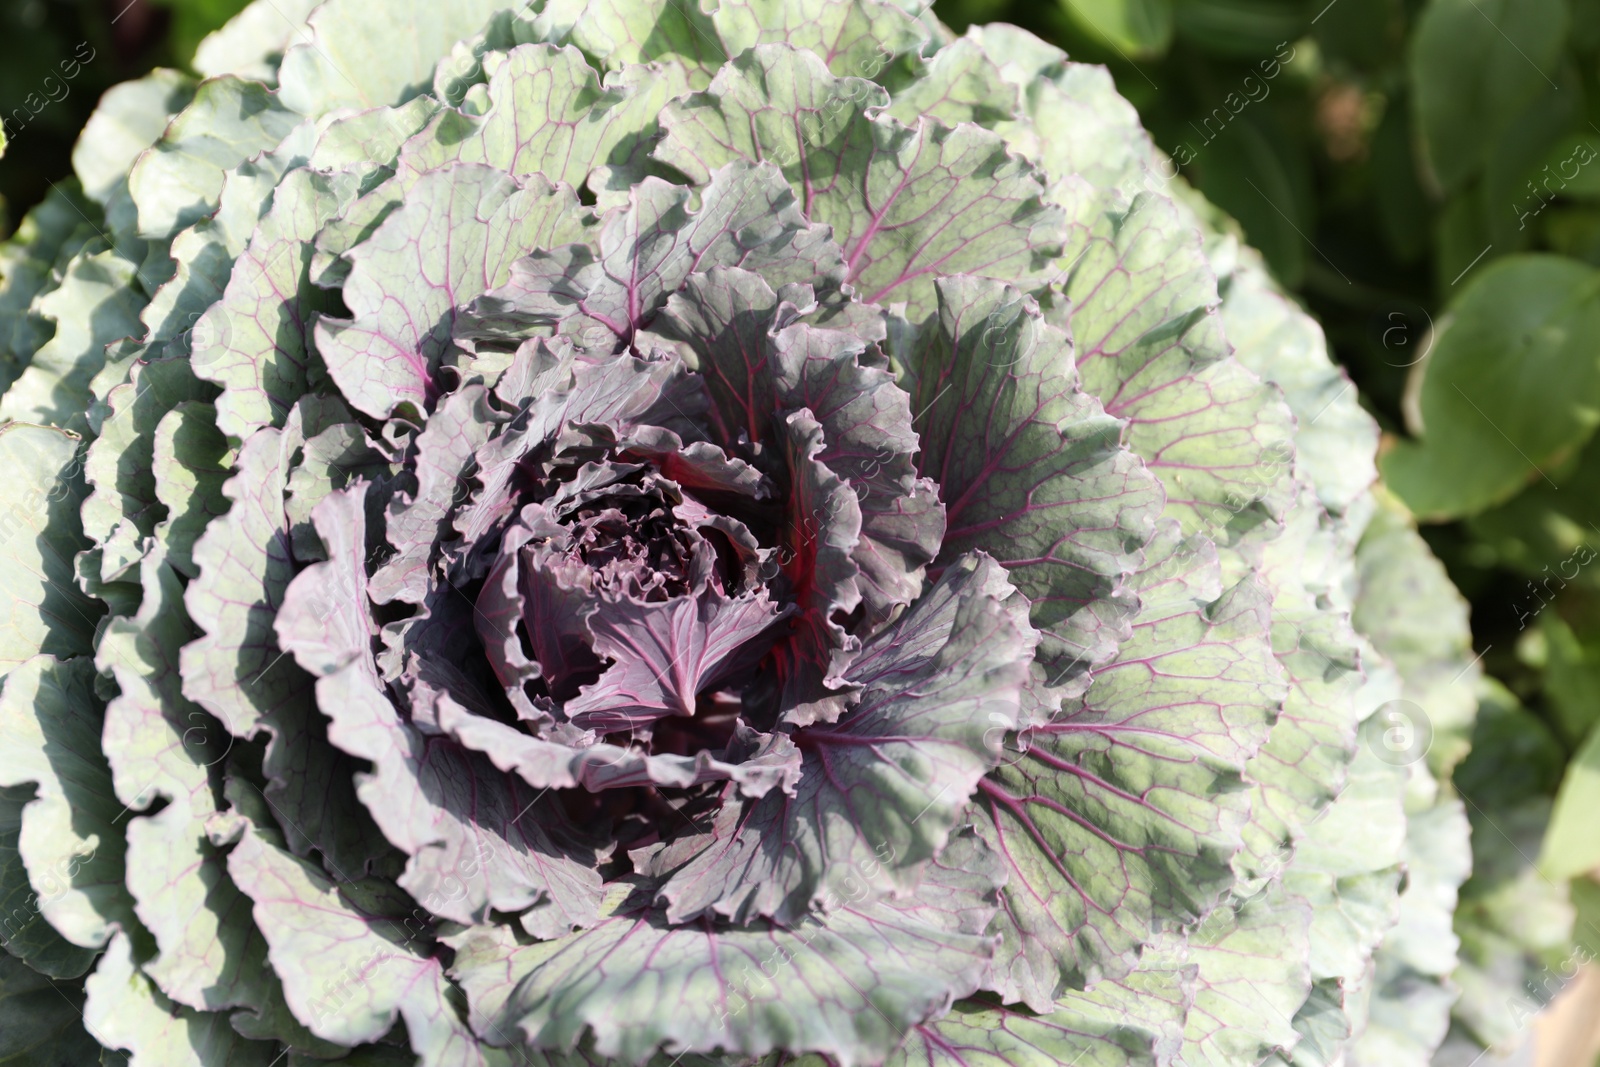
1409,0,1567,193
1062,189,1296,541
903,275,1161,694
712,0,929,80
0,950,103,1064
83,931,279,1067
555,0,727,89
976,522,1281,1005
0,657,127,977
1057,0,1173,58
70,70,198,209
400,45,690,199
1542,718,1600,880
191,0,321,83
0,248,149,430
194,166,362,441
485,865,999,1065
1381,255,1600,520
656,45,1067,322
0,424,102,672
222,812,497,1066
313,164,584,420
125,76,303,242
97,547,274,1012
275,0,509,117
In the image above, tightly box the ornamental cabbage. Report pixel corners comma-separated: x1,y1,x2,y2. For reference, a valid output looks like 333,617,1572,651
0,2,1483,1065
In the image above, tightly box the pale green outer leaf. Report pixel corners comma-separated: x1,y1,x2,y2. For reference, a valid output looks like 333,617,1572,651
0,184,99,392
81,358,213,588
182,412,385,878
195,166,362,441
313,164,585,420
656,45,1066,321
0,949,102,1063
97,547,273,1014
905,275,1160,691
0,783,95,979
223,819,499,1065
0,423,101,672
882,37,1017,129
964,32,1156,197
125,77,303,242
152,401,234,578
0,657,129,967
1177,882,1313,1066
83,931,278,1067
488,885,997,1066
1281,746,1406,987
401,45,689,196
1060,185,1294,540
1353,489,1480,761
182,421,306,741
192,0,322,83
880,1000,1165,1067
1211,239,1377,517
977,522,1281,1005
1268,982,1349,1067
0,248,147,429
132,119,326,363
1380,800,1471,979
881,967,1188,1067
711,0,929,80
551,0,726,89
1380,256,1600,521
276,0,509,117
1346,954,1458,1067
70,70,198,208
1232,491,1368,883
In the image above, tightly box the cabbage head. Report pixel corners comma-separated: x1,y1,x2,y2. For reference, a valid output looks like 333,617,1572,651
0,2,1482,1065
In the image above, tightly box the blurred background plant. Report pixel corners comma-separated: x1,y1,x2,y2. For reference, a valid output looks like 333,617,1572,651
5,0,1600,1062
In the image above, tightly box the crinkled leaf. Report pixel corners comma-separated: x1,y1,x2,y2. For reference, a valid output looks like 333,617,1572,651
977,522,1281,1005
1061,189,1294,540
0,424,101,671
125,76,303,242
314,164,585,420
655,552,1034,924
221,813,501,1066
182,415,387,878
276,486,604,931
97,548,270,1013
657,46,1066,320
195,167,364,441
403,45,689,196
275,0,509,117
83,931,278,1067
712,0,929,80
904,275,1160,694
0,248,148,429
488,864,999,1066
469,163,841,350
0,656,127,972
71,69,198,209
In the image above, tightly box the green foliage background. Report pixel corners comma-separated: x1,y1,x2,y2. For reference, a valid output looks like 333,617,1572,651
4,0,1600,1058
